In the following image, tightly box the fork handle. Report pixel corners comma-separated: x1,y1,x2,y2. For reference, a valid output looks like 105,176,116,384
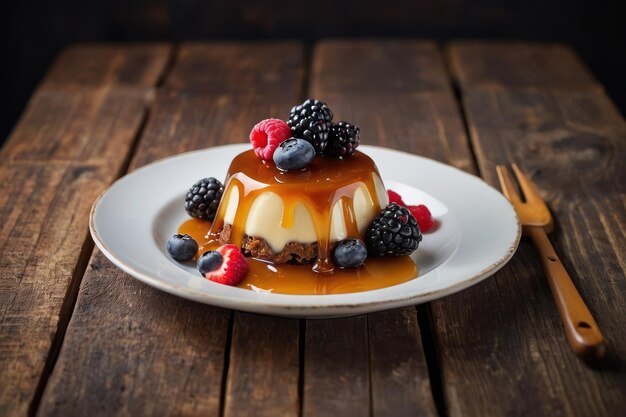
526,226,606,360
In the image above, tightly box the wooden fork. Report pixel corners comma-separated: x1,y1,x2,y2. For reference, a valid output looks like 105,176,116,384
496,164,606,360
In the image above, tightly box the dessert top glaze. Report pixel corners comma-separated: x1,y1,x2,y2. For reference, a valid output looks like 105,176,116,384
205,149,387,273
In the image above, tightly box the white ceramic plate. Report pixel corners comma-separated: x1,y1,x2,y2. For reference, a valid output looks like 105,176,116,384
90,144,520,318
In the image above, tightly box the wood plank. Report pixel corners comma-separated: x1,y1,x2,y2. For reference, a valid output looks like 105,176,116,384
166,41,303,96
41,44,171,90
0,45,170,417
312,40,474,170
1,89,155,163
38,42,305,417
2,44,170,162
224,314,300,417
306,39,471,417
303,317,370,417
310,40,451,95
369,308,438,417
37,254,230,416
431,42,626,417
448,41,602,92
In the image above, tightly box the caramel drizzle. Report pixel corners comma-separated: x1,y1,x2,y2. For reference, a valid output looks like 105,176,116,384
204,150,383,273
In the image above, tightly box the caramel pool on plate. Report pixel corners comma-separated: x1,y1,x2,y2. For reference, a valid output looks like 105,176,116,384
178,218,418,295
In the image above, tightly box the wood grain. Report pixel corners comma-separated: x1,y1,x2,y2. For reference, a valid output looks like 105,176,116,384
430,42,626,416
447,41,602,93
312,40,474,171
369,308,438,417
303,317,370,417
2,44,170,162
224,314,300,417
37,256,231,417
37,42,305,417
2,89,155,163
310,40,451,95
166,42,303,96
41,44,171,90
0,45,170,417
305,39,472,417
11,38,623,417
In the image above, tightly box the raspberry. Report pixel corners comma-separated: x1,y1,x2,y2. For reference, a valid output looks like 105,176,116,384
387,189,434,232
387,190,406,206
250,118,291,161
409,205,434,232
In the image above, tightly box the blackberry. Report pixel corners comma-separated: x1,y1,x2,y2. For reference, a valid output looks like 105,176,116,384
326,121,360,158
287,99,333,154
365,203,422,256
185,177,224,220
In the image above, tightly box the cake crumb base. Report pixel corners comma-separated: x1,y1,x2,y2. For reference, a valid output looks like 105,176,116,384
219,224,318,264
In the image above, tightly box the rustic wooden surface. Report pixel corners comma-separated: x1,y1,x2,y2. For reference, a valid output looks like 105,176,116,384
0,40,624,417
305,40,467,417
0,44,170,417
37,42,303,417
429,41,625,417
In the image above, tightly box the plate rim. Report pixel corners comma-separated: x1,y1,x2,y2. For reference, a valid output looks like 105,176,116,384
89,144,521,316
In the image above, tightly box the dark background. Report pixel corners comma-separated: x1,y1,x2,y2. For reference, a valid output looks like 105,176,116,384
2,0,625,144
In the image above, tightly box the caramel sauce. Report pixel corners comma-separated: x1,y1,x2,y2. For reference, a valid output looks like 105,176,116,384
242,255,418,295
178,218,212,259
176,149,419,294
202,150,385,273
178,219,418,295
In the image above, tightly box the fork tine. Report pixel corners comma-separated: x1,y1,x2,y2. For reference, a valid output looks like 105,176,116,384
496,165,522,204
511,164,546,205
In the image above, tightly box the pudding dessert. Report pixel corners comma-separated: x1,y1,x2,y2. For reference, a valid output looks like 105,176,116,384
204,148,389,273
167,99,433,293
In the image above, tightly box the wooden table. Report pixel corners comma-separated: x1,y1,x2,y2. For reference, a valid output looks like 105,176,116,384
1,40,625,417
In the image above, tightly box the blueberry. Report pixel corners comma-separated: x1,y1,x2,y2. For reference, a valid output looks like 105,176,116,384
167,234,198,261
197,250,224,275
273,138,315,171
333,238,368,268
